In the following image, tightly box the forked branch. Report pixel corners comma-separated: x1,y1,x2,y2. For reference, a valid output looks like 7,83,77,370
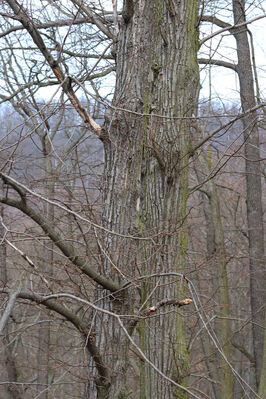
0,174,120,293
5,0,102,136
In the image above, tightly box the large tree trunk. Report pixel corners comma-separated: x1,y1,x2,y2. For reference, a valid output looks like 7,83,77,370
94,1,200,397
232,0,265,391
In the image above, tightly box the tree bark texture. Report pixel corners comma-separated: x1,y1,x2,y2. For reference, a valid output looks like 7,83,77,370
92,1,200,397
232,0,265,390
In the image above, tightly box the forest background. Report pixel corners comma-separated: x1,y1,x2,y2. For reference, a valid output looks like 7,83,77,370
0,1,265,399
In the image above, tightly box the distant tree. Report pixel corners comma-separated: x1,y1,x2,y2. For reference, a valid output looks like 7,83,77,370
232,1,265,392
0,1,265,399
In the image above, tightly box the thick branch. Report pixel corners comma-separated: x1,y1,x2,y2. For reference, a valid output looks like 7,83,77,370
0,14,118,39
5,0,101,136
232,342,255,364
128,298,193,333
198,58,237,71
0,289,110,387
145,298,193,316
200,13,266,46
0,291,19,334
27,292,200,399
0,65,115,105
1,173,26,202
0,173,153,242
0,194,119,293
60,50,113,59
201,15,230,28
70,0,114,39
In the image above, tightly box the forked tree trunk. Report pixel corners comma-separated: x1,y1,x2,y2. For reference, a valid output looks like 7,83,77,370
93,1,200,398
232,0,265,391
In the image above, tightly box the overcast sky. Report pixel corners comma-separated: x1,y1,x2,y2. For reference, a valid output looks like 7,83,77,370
100,0,266,105
199,17,265,104
30,0,265,108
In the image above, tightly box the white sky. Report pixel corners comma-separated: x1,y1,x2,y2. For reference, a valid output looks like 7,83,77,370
199,17,266,104
32,0,266,107
97,0,266,105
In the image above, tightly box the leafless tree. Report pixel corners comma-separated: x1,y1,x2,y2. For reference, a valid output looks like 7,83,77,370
0,1,265,399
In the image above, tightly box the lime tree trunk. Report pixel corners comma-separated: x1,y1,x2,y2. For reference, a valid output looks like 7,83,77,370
95,1,200,397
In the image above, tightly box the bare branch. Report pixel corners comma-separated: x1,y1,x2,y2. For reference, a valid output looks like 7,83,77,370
198,58,237,71
0,291,19,334
0,172,154,242
23,291,201,399
59,50,113,60
70,0,114,39
0,17,88,38
0,80,58,104
0,191,120,293
4,237,51,289
232,342,255,364
187,279,262,399
0,12,118,39
189,102,266,156
201,15,231,28
200,13,266,46
128,296,193,332
1,173,26,202
145,298,193,316
5,0,102,136
0,289,110,388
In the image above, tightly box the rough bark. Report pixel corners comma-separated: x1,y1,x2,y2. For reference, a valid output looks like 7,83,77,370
232,0,265,390
94,1,200,397
2,1,199,397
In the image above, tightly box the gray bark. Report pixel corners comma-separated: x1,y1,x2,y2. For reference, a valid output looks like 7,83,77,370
36,140,54,399
1,1,199,397
0,205,23,399
232,0,265,389
194,152,233,399
95,1,200,397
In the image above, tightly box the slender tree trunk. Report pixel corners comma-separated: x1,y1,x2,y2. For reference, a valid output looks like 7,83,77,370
0,205,23,399
194,152,233,399
232,0,265,390
36,141,54,398
258,314,266,398
93,1,200,397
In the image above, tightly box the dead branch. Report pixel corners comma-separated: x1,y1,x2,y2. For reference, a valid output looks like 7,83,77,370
5,0,102,136
145,298,193,315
